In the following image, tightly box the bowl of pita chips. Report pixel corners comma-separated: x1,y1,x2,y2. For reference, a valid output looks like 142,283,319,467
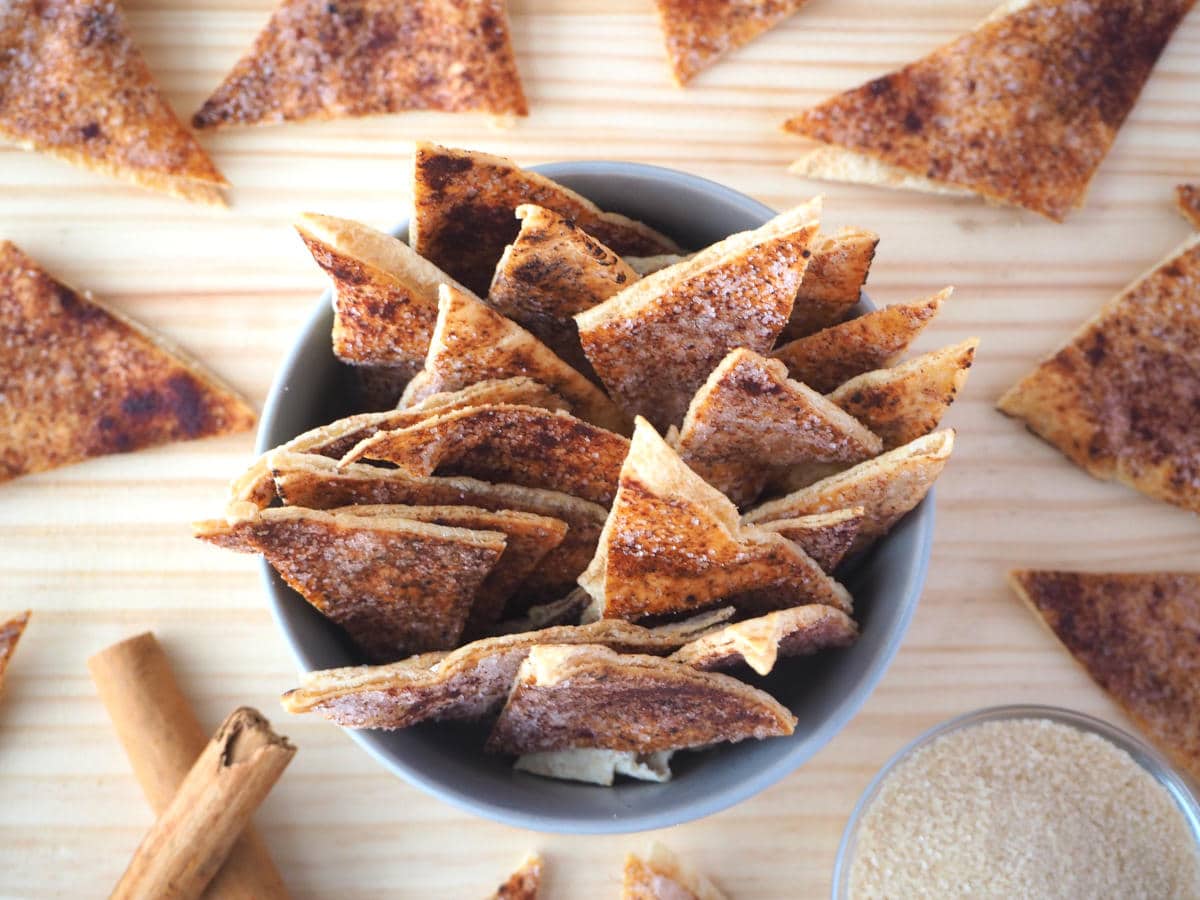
200,144,971,832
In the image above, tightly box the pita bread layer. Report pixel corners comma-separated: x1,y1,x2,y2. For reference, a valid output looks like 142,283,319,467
514,748,673,787
998,236,1200,512
757,508,864,572
490,853,542,900
485,644,797,755
772,288,949,393
622,843,727,900
0,242,256,484
193,0,526,129
411,142,679,295
0,0,227,203
782,227,879,341
0,611,31,694
784,0,1193,220
1011,570,1200,784
1178,184,1200,229
196,505,505,661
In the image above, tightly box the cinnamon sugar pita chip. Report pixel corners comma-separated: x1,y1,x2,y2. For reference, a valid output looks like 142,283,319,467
0,0,227,203
623,844,726,900
411,142,678,295
490,854,542,900
0,611,30,695
781,227,878,341
195,504,505,660
757,508,864,572
783,0,1193,220
1178,185,1200,229
0,242,256,484
192,0,527,129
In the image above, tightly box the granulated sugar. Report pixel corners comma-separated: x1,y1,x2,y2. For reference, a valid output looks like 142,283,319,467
848,718,1200,899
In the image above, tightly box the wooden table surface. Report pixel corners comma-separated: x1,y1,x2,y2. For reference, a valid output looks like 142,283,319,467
2,0,1198,896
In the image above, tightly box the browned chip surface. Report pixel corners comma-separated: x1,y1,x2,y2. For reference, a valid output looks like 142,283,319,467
0,611,31,694
655,0,812,85
1010,570,1200,784
757,508,863,572
998,237,1200,512
491,854,542,900
0,0,227,203
1178,184,1200,228
577,205,820,429
773,288,949,393
196,505,505,661
782,227,878,341
0,242,256,484
488,204,639,375
411,142,678,295
671,605,857,675
783,0,1192,220
829,338,977,450
486,645,796,755
192,0,526,129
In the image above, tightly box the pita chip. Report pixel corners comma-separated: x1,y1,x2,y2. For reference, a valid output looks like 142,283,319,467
675,348,882,505
491,589,592,635
515,749,673,786
411,142,679,295
581,418,852,621
625,254,689,276
783,0,1193,220
623,844,727,900
0,0,227,204
1010,570,1200,783
280,613,726,729
757,508,864,572
998,236,1200,512
342,404,629,506
1178,185,1200,229
488,204,640,375
655,0,813,85
192,0,526,130
744,429,954,554
773,288,949,393
828,338,978,450
489,854,542,900
577,203,821,428
670,605,857,676
295,212,477,376
782,227,879,341
195,504,505,660
0,611,31,695
486,644,796,755
402,285,629,432
0,243,256,484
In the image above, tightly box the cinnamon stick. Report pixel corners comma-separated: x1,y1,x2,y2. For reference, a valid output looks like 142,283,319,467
110,706,296,900
89,633,290,899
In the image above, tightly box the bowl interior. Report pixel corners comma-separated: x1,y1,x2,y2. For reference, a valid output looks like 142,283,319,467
259,162,935,834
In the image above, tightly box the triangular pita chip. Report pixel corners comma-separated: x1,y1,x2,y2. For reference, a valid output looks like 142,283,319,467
487,204,640,375
230,377,567,508
654,0,812,85
1178,184,1200,229
342,404,630,506
280,612,725,729
744,429,954,554
625,253,689,276
1010,569,1200,783
192,0,526,129
269,453,606,606
487,644,796,754
195,504,505,660
670,604,857,676
411,142,679,295
401,285,629,433
576,203,821,428
334,504,567,634
757,508,864,572
0,243,256,484
580,418,852,621
772,288,949,393
0,0,227,203
515,748,673,786
623,844,726,900
295,212,477,375
675,348,882,504
491,589,592,635
489,853,542,900
0,611,31,694
997,236,1200,512
828,338,978,450
781,227,878,341
783,0,1193,220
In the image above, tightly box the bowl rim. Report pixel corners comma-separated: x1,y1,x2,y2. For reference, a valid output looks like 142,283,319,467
830,703,1200,899
257,160,936,834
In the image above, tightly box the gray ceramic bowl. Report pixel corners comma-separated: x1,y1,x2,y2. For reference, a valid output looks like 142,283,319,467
259,162,935,834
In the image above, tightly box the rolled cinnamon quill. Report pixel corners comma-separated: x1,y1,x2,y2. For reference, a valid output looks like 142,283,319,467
89,633,290,899
110,706,296,900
